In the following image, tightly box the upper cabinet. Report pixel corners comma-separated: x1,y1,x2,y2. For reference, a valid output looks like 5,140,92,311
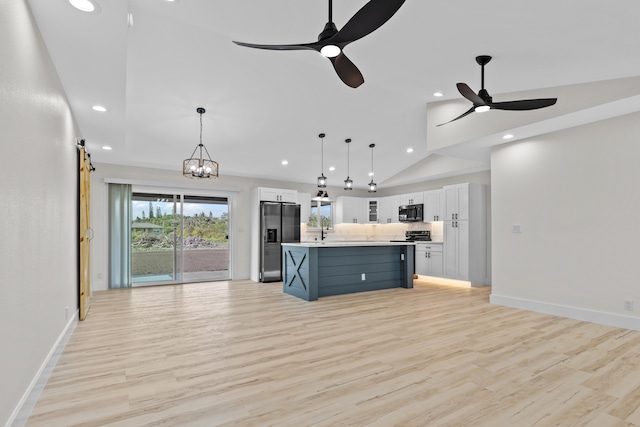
379,195,400,224
423,189,443,222
367,198,379,224
443,183,469,220
335,196,368,224
298,192,311,223
258,187,298,203
399,192,424,206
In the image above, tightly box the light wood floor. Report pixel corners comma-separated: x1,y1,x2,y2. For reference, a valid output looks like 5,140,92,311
26,280,640,426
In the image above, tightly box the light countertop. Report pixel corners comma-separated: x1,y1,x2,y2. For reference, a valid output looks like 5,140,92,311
282,241,416,248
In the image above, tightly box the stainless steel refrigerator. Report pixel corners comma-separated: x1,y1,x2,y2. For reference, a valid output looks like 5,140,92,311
260,202,300,282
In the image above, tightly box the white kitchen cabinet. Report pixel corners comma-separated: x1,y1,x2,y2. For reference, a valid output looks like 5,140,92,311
443,220,469,280
298,192,311,224
442,183,486,286
424,189,443,222
335,196,367,224
443,183,469,220
378,195,400,224
415,243,443,276
399,192,424,206
258,187,298,203
367,198,379,223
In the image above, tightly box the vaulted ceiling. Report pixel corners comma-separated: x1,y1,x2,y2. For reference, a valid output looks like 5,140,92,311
27,0,640,188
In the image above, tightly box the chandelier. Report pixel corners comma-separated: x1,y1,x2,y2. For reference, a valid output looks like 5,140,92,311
183,107,219,179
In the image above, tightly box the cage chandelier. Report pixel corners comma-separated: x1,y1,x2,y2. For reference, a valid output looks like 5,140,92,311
183,107,219,179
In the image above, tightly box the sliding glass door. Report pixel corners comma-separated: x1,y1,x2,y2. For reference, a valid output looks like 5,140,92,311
131,192,229,285
182,195,229,282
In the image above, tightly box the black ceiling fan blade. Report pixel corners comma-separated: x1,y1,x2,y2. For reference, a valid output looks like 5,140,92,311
330,52,364,88
329,0,406,45
436,106,475,127
232,40,319,52
456,83,485,105
490,98,558,111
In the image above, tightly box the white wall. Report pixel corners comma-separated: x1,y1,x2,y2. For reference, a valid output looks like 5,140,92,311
0,0,80,424
491,112,640,329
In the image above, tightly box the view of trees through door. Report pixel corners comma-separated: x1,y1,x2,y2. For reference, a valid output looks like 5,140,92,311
131,193,229,285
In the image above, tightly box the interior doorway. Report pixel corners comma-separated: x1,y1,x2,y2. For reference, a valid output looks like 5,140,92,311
131,192,229,285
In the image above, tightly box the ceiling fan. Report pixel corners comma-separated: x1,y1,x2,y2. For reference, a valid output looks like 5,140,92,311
437,55,558,126
232,0,406,88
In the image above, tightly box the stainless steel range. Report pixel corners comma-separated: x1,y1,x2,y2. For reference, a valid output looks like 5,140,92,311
391,230,431,242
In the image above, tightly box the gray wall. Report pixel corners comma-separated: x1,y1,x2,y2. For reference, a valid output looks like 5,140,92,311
491,112,640,329
0,0,80,424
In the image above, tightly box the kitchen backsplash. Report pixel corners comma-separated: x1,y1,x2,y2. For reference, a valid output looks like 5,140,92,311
301,222,443,242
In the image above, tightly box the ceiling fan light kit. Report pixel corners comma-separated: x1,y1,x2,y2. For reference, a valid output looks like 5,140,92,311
232,0,406,88
437,55,558,126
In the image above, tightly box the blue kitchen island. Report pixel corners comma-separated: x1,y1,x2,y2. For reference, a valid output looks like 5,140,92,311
281,242,415,301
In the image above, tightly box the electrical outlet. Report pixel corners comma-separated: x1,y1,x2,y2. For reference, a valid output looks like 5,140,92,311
624,300,634,311
361,273,366,281
512,224,522,233
97,272,102,279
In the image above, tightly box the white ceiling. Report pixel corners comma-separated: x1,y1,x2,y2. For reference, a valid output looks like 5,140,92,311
27,0,640,189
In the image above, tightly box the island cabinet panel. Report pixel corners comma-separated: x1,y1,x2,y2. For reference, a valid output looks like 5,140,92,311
282,244,414,301
283,245,317,301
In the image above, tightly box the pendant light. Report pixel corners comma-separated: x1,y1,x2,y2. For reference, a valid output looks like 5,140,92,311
343,138,353,190
183,107,219,179
368,143,377,193
317,133,327,188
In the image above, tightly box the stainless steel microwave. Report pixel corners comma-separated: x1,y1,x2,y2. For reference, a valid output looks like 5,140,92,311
398,204,423,222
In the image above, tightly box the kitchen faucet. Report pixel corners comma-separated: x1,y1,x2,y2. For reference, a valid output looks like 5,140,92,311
321,225,328,240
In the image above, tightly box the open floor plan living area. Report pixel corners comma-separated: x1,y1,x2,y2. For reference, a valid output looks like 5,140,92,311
3,0,640,425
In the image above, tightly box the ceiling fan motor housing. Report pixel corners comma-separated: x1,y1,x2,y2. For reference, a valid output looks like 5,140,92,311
478,89,492,104
318,22,338,41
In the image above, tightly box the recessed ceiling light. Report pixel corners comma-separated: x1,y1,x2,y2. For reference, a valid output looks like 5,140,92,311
68,0,99,13
503,134,514,140
406,148,414,153
281,160,288,165
329,166,335,171
433,92,443,97
92,105,107,112
101,146,112,150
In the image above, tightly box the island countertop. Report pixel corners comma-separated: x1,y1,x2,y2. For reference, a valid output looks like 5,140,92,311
282,241,416,248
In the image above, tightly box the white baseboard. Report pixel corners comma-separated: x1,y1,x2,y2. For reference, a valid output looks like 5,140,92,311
7,310,79,427
490,294,640,331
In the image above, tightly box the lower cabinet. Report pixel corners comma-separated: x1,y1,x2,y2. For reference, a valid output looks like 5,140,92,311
414,243,443,277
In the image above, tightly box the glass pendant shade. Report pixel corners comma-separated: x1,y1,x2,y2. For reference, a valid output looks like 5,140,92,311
183,107,219,179
317,173,327,188
344,177,353,190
